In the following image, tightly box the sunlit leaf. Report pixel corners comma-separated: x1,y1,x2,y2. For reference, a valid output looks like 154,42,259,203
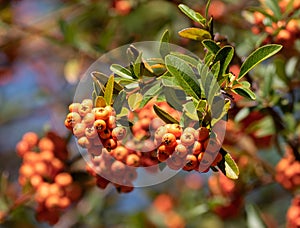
128,93,143,111
178,28,211,41
178,4,206,25
104,75,114,106
110,64,133,79
95,96,106,108
218,149,239,179
238,44,282,79
213,46,234,77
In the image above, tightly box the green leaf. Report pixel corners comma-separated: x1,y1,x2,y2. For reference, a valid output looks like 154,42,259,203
205,0,212,20
94,96,106,108
159,30,170,58
238,44,282,79
92,71,123,93
164,87,185,111
139,83,162,107
133,52,143,78
110,64,133,79
178,28,211,41
274,58,288,84
160,75,181,89
113,90,126,114
197,63,220,107
178,4,206,26
246,204,267,228
265,0,282,20
169,52,199,67
128,93,143,111
183,101,198,121
104,75,114,106
211,100,230,126
211,61,220,79
233,87,256,100
202,39,220,54
218,149,239,179
165,55,201,100
153,104,179,124
213,46,234,77
126,45,139,62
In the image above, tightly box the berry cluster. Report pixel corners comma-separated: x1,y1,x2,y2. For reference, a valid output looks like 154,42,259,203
287,195,300,228
251,1,300,47
275,147,300,190
65,99,127,155
17,132,82,225
155,125,223,172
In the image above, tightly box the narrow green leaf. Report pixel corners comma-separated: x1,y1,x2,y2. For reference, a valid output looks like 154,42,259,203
233,87,256,100
178,28,211,41
110,64,133,79
205,0,212,19
104,75,114,106
159,30,170,58
165,55,201,100
178,4,206,25
169,52,199,67
213,46,234,77
128,93,143,111
153,104,179,124
274,58,288,84
202,39,220,54
95,96,106,108
92,71,123,93
133,52,143,78
246,204,268,228
218,149,239,179
113,90,126,114
238,44,282,79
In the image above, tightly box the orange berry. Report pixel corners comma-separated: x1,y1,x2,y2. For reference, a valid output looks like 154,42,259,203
22,132,39,148
103,138,117,150
30,174,43,188
85,126,98,139
167,124,183,138
38,137,55,151
65,112,81,129
73,123,86,138
99,129,111,140
45,195,60,209
94,107,109,120
197,127,210,142
33,161,48,177
68,102,81,112
55,172,73,187
78,103,92,117
96,175,110,189
77,136,91,148
81,99,93,109
112,146,128,162
162,133,177,148
183,154,198,171
39,150,54,161
16,140,29,157
58,196,71,209
49,183,64,197
174,144,188,158
192,141,202,155
94,119,107,132
82,112,95,126
211,153,223,166
107,116,117,129
112,126,127,140
126,154,140,167
180,132,195,147
19,163,34,178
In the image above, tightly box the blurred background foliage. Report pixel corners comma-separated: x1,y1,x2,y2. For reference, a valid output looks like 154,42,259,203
0,0,299,227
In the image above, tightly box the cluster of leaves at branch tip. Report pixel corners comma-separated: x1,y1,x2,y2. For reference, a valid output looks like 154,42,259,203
89,3,282,179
